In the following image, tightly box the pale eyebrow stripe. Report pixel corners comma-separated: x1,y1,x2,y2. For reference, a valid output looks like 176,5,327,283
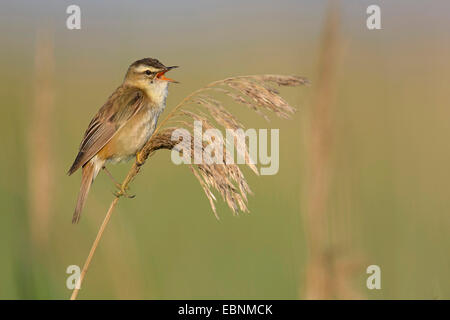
135,65,159,73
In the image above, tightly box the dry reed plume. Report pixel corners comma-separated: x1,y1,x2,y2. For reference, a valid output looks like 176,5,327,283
70,74,308,299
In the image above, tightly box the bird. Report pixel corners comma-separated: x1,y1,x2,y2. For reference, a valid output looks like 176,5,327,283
68,58,178,223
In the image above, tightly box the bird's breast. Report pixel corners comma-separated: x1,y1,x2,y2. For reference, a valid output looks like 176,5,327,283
103,104,164,163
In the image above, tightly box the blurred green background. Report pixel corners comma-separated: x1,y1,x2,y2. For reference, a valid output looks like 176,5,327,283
0,0,449,299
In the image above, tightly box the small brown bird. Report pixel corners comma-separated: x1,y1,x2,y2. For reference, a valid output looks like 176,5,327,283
68,58,178,223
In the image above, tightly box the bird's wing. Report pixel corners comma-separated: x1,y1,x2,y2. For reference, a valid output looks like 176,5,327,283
68,86,145,175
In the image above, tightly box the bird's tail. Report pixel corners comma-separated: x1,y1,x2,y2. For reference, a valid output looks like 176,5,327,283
72,160,99,224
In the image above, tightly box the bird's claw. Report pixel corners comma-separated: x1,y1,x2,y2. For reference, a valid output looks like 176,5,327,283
136,151,146,166
113,184,136,199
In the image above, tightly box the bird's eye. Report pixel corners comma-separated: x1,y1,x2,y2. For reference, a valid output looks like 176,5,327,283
145,70,151,75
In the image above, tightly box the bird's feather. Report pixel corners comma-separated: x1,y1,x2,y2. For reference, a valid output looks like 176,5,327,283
72,160,95,223
68,86,146,175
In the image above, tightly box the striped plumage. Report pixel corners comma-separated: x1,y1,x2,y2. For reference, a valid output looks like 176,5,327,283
68,58,177,223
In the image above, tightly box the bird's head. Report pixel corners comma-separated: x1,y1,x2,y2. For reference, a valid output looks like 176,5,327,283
124,58,178,102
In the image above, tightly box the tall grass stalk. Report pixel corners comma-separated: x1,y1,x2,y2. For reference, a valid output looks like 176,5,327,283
302,3,340,299
28,30,54,246
70,74,308,299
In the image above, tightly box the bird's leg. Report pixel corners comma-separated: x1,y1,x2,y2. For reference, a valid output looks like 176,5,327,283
102,166,135,199
136,150,146,166
102,166,121,189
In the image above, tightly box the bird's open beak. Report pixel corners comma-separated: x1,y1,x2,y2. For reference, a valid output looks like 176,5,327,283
156,66,179,83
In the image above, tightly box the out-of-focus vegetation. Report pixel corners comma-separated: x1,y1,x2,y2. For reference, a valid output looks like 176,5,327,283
0,0,449,299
